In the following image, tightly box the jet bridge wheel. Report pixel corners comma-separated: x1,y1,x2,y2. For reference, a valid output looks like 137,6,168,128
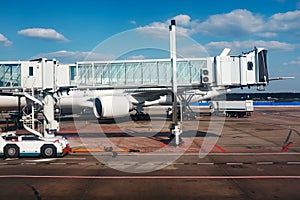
4,144,19,158
41,144,57,158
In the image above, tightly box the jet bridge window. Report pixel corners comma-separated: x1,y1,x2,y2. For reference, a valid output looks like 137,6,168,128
247,62,253,70
29,66,34,76
0,63,21,87
70,66,76,81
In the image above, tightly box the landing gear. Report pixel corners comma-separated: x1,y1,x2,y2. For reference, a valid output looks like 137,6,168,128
130,112,150,121
130,105,151,121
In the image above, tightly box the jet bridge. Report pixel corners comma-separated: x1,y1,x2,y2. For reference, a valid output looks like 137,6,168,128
0,58,57,91
0,49,268,92
68,47,268,90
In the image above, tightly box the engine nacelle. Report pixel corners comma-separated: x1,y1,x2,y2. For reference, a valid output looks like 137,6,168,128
93,96,131,119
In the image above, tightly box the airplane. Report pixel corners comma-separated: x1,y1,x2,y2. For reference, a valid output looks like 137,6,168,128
55,46,270,120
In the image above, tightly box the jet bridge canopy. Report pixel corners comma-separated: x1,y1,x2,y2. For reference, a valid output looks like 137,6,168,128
73,58,207,87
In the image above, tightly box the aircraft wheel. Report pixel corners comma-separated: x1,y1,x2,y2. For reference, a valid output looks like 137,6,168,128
131,113,150,121
145,113,150,120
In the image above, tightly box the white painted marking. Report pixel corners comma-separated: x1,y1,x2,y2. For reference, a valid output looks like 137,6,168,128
61,157,86,160
26,158,56,162
107,161,138,170
163,165,178,170
226,163,244,165
135,162,167,170
197,163,214,165
173,162,185,165
166,162,174,165
5,158,19,161
21,163,37,165
107,161,138,166
287,162,300,165
256,162,273,165
78,163,98,166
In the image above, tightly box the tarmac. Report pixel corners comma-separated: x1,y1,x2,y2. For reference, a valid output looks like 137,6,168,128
0,106,300,199
56,106,300,154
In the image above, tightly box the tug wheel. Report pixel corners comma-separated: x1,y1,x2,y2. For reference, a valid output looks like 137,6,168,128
41,145,57,158
4,145,19,158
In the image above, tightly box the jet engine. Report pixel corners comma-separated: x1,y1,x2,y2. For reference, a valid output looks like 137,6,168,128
93,96,131,119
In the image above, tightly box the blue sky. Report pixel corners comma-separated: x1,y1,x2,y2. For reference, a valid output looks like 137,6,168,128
0,0,300,92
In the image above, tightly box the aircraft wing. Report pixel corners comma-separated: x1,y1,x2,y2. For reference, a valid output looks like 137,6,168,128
125,88,170,103
268,77,295,81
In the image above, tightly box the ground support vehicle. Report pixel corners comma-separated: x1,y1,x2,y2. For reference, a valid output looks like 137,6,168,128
0,131,71,158
211,100,254,118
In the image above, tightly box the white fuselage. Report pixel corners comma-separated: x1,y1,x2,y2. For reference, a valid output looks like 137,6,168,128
0,88,227,117
0,96,26,111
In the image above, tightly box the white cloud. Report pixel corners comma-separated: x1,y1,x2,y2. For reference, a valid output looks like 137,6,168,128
137,9,300,40
137,10,265,39
268,10,300,32
130,20,137,25
18,28,68,42
198,9,300,37
205,40,296,52
283,56,300,66
0,33,12,46
136,14,197,38
136,21,169,39
257,32,278,38
173,14,192,26
127,55,145,60
197,9,265,37
32,50,115,63
177,44,209,58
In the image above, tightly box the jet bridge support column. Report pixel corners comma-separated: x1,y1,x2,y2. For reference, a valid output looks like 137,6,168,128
43,94,59,138
169,19,182,146
41,59,59,138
